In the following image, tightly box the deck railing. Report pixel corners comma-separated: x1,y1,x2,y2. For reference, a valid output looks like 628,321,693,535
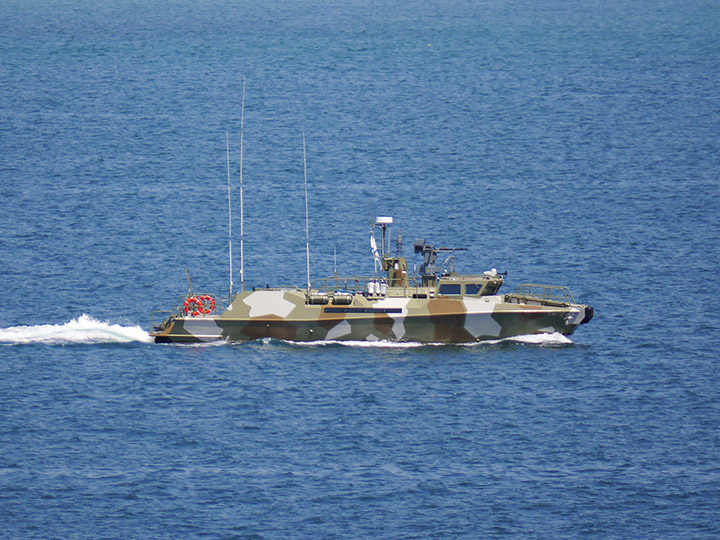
312,275,423,296
152,293,223,328
507,283,576,305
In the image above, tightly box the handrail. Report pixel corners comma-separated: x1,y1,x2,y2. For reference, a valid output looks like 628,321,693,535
508,283,575,305
312,275,422,294
151,310,174,330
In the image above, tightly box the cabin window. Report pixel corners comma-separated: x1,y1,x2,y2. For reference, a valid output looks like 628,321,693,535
438,283,461,296
465,284,483,296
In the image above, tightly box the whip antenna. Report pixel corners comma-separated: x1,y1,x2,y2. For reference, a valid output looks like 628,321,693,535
239,77,246,292
303,132,311,294
226,130,233,300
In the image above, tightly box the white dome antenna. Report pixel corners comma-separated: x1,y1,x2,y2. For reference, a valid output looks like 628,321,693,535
375,217,393,257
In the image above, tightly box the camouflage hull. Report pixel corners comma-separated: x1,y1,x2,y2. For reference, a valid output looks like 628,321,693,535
151,289,593,344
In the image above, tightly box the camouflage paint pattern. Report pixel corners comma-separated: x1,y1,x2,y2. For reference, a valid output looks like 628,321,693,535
152,280,593,344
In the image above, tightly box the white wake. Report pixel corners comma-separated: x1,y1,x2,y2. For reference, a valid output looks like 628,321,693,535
500,332,573,345
0,315,152,345
279,332,573,348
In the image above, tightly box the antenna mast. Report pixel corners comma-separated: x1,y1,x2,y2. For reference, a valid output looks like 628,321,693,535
226,130,233,300
239,77,246,292
303,132,311,294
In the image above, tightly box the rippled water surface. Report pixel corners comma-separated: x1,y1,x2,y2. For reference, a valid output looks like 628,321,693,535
1,1,719,538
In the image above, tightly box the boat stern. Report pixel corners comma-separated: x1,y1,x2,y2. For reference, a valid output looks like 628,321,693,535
151,293,224,343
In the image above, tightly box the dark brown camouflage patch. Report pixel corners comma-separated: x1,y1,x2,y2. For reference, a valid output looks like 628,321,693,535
317,310,345,332
240,315,299,341
431,313,474,342
428,299,473,342
373,312,394,336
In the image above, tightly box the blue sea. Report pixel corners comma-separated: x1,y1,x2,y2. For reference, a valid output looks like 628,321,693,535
1,1,719,538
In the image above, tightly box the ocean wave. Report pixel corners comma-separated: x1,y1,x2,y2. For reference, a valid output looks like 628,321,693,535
0,314,152,345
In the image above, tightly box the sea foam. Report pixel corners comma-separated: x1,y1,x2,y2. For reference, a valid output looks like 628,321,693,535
0,315,152,345
280,332,573,348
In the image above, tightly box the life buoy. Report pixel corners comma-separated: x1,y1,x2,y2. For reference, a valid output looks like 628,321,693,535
183,296,202,317
199,295,215,314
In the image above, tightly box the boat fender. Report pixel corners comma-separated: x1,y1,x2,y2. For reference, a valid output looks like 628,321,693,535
183,296,202,317
580,306,594,324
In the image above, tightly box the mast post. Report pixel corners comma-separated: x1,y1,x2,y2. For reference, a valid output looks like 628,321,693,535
375,216,393,263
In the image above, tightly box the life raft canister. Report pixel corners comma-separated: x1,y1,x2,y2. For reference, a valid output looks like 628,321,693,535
199,295,215,314
183,296,203,317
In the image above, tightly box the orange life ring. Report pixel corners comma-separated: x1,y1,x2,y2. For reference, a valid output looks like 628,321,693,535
183,296,202,317
199,295,215,314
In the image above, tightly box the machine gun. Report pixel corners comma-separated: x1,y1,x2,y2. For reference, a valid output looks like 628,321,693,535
413,239,467,278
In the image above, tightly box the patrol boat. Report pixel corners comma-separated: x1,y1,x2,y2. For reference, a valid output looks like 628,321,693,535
151,217,593,344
